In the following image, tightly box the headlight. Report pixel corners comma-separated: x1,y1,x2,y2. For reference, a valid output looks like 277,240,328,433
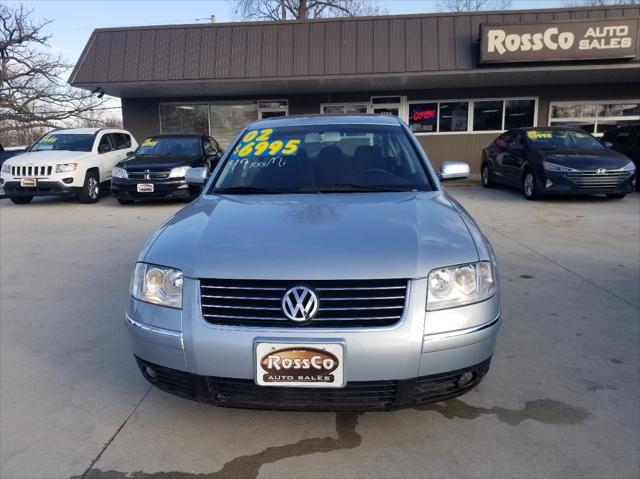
621,161,636,172
427,261,496,311
1,163,10,173
130,263,183,309
169,166,191,178
112,166,127,179
56,163,77,173
542,161,578,173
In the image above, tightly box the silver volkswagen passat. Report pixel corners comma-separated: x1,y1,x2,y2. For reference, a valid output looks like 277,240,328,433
126,115,501,411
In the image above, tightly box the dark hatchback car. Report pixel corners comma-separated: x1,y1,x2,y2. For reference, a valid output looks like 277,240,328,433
481,127,636,200
602,125,640,191
111,134,222,204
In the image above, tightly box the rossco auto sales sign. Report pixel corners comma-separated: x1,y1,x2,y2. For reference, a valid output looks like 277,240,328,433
480,18,639,63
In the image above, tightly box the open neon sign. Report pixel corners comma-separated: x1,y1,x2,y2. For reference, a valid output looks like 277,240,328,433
411,108,437,122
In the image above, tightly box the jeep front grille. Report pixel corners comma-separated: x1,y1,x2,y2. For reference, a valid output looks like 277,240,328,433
11,165,53,177
199,278,408,328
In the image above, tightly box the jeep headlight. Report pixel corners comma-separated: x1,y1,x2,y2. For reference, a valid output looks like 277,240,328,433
169,166,191,178
56,163,77,173
427,261,496,311
130,263,183,309
112,166,127,179
1,163,10,173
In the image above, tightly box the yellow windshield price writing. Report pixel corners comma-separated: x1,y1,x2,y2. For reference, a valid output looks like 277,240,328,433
41,136,57,143
233,138,300,157
242,128,273,143
527,131,552,140
141,139,157,147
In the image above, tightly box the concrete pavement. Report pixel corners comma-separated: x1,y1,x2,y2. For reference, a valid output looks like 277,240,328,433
1,187,638,479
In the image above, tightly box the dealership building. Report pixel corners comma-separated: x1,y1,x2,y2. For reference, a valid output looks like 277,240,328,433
69,4,640,172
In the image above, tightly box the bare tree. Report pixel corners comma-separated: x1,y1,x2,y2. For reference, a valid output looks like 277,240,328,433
0,3,108,145
442,0,513,11
563,0,638,6
233,0,385,21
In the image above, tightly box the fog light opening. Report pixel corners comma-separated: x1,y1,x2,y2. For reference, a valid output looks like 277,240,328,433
457,371,474,389
143,365,158,382
62,177,73,184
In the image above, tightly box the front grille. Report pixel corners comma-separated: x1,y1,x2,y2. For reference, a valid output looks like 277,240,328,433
565,170,631,189
126,169,171,180
199,278,408,328
135,357,492,411
11,165,52,177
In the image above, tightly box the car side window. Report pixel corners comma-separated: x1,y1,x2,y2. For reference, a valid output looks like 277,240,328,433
108,133,123,150
121,133,132,148
495,132,511,149
509,132,525,149
97,134,112,153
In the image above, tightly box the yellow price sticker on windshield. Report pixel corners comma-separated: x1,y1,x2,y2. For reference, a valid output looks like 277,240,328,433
41,136,57,143
232,138,300,158
527,131,552,140
141,139,157,147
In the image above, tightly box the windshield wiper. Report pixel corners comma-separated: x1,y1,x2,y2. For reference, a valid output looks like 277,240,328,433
213,186,289,194
318,183,416,193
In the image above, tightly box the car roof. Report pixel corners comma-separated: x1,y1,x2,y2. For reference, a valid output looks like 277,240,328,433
249,114,403,129
145,133,208,139
517,126,587,132
47,128,130,135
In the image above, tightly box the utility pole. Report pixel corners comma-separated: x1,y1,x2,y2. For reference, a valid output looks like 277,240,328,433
280,0,286,20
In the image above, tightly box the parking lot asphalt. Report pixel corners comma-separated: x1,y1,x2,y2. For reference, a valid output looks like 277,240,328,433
1,186,639,479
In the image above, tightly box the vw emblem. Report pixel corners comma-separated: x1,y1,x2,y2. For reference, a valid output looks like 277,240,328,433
595,168,606,175
282,286,319,322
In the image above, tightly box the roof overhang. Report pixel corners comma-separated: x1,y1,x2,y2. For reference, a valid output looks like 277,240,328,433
71,63,640,99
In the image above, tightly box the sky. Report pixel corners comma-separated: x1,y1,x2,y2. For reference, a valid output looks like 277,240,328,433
5,0,568,118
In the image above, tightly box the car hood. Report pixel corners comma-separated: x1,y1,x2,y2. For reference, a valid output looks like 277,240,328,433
5,150,92,165
538,148,632,169
118,155,201,170
142,191,480,280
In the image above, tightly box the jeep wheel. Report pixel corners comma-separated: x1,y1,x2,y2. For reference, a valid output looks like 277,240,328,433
9,195,33,205
79,171,100,203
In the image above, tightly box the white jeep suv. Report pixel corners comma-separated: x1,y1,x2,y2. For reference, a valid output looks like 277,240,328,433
0,128,138,204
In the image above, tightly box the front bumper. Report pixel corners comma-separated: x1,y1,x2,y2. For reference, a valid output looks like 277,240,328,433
542,171,635,195
111,177,192,200
125,277,501,410
1,180,80,197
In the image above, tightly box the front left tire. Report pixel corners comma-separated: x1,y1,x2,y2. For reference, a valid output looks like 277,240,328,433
522,170,539,201
9,195,33,205
481,163,493,188
78,171,100,204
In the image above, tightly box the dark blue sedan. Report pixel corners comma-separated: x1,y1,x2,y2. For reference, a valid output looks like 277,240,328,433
481,127,636,200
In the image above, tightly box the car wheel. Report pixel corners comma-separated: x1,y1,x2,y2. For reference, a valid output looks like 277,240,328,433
78,171,100,204
117,198,134,205
9,195,33,205
606,193,626,199
481,164,492,188
522,171,539,201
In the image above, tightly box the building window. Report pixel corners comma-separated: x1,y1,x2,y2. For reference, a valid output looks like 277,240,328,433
321,103,369,114
371,96,405,118
473,100,503,131
549,100,640,136
505,99,536,129
439,102,469,132
258,100,288,119
409,98,536,134
409,103,438,133
210,101,258,147
159,104,209,135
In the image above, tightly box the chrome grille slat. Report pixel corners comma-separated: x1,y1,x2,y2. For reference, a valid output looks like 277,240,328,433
10,164,52,178
565,170,630,189
200,278,408,328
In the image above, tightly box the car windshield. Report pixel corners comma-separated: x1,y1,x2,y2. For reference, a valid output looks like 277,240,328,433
136,137,201,157
526,130,605,151
211,124,431,194
30,133,94,152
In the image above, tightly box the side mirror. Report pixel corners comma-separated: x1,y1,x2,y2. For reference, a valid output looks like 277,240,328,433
186,166,208,186
603,141,613,148
439,161,470,181
126,151,135,158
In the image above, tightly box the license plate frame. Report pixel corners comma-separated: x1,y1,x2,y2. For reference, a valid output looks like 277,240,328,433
20,178,37,188
255,342,345,388
137,183,154,193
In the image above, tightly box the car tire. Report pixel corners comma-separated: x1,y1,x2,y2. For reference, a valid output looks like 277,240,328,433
481,164,493,188
522,170,539,201
117,198,134,205
78,171,100,204
606,193,626,199
9,195,33,205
